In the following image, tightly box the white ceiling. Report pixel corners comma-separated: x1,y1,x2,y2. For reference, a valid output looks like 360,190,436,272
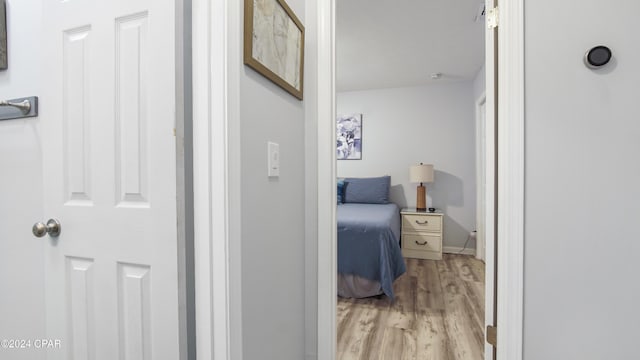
336,0,486,92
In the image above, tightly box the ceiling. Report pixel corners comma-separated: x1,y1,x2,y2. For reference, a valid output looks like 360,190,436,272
336,0,486,92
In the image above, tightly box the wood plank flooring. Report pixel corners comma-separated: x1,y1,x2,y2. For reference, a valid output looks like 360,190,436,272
337,254,485,360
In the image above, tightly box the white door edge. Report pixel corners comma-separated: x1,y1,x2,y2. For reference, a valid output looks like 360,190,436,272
496,0,525,358
316,1,338,360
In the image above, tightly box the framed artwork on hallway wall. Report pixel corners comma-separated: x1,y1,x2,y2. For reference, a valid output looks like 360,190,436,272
0,0,6,70
243,0,305,100
337,114,362,160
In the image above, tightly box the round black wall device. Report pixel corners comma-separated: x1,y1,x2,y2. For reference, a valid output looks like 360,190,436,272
584,46,612,69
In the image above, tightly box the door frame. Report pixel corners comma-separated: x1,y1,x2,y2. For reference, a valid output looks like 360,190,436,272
191,0,243,358
494,0,525,358
192,0,524,358
316,1,524,360
315,1,338,359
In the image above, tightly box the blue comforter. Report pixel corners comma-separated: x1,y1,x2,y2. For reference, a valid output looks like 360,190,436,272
337,203,406,299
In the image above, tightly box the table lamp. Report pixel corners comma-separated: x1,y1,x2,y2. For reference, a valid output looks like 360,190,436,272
410,163,434,211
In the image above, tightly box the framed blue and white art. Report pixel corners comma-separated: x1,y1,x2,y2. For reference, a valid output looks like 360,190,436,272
336,114,362,160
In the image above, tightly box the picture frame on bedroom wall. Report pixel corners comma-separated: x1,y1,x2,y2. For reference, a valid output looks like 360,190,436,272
336,113,362,160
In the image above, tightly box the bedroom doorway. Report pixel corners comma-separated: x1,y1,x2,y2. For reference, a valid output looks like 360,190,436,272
333,1,494,359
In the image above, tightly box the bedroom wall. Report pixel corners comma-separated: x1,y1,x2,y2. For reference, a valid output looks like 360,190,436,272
237,0,308,359
337,83,476,249
0,1,46,359
523,1,640,359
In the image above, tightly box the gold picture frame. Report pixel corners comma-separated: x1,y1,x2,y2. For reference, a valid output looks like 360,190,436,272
0,0,7,70
244,0,305,100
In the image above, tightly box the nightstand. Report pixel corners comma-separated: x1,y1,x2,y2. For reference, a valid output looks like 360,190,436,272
400,208,444,260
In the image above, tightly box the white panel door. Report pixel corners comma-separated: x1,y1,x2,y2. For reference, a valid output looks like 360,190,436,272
41,0,179,359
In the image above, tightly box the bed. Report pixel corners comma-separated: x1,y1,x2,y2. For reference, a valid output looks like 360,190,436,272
337,176,406,299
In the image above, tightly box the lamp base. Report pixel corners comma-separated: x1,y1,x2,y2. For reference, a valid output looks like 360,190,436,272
416,185,426,211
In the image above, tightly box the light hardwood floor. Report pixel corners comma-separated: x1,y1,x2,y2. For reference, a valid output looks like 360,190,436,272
337,254,485,360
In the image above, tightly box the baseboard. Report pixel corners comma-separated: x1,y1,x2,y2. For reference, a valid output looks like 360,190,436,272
443,246,476,256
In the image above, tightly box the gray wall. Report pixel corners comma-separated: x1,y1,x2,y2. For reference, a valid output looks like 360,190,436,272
303,0,319,358
239,0,308,359
337,83,476,248
524,1,640,359
0,2,46,359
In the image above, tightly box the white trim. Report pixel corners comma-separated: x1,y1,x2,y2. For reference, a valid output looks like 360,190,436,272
192,0,215,357
443,246,476,256
224,1,244,357
192,0,241,358
496,0,525,359
316,0,337,359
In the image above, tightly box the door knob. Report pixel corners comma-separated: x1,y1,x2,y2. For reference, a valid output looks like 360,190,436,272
32,219,62,238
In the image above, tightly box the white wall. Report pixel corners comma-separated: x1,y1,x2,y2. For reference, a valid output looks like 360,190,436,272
523,1,640,359
337,83,476,248
473,64,486,101
0,1,45,359
238,0,308,359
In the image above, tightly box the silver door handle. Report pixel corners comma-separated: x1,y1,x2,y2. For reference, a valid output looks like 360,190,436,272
0,99,31,113
32,219,62,238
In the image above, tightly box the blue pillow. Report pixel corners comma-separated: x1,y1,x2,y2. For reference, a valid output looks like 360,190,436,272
337,179,345,204
343,176,390,204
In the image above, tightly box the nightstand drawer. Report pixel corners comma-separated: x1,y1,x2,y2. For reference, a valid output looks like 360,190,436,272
402,214,442,232
402,233,442,252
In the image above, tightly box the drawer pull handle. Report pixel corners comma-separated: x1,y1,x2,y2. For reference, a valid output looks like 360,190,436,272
415,240,428,246
415,220,429,225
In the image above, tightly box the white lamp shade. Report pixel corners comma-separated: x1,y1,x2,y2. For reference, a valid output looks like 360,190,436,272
410,164,434,183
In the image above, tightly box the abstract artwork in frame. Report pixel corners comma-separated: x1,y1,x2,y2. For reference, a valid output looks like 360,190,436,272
0,0,6,70
337,114,362,160
244,0,305,100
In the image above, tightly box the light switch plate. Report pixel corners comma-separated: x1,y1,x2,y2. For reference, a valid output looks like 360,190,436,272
268,142,280,177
